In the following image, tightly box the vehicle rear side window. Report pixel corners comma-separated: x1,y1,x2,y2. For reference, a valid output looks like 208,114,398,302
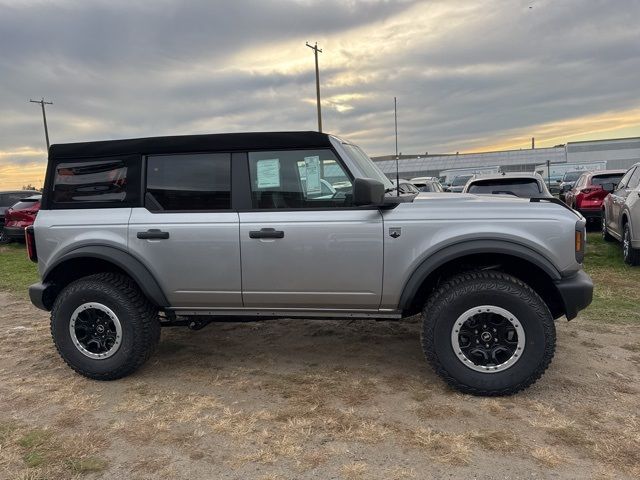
146,153,231,211
51,156,140,207
626,168,640,190
467,179,541,197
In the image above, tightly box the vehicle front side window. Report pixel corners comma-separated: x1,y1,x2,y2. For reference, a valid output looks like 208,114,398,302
146,153,231,211
626,167,640,190
51,156,140,207
617,168,635,189
248,149,353,209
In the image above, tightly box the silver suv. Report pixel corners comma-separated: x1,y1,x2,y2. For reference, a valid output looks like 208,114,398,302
27,132,593,395
602,162,640,265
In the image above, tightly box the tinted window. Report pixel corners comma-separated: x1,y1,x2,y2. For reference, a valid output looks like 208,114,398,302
452,175,472,186
627,167,640,190
617,167,635,188
563,171,582,182
146,153,231,211
591,174,624,187
468,179,542,197
52,156,140,206
248,149,352,209
0,193,24,206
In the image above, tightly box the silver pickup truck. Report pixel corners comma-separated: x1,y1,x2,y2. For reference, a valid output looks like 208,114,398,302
27,132,593,395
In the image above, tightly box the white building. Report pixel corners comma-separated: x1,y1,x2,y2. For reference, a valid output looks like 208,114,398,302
373,136,640,180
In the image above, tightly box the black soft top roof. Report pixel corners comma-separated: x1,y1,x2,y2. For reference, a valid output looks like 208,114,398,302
49,131,333,160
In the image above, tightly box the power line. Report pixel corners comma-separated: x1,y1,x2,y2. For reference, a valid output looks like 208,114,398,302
305,41,323,132
29,97,53,150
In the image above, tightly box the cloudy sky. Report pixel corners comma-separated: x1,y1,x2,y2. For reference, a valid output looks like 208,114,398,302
1,0,639,189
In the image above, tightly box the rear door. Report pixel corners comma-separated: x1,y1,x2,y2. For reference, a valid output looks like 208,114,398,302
239,148,384,309
128,153,241,308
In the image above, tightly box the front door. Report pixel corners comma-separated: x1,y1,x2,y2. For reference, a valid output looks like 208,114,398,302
128,152,242,308
239,148,384,309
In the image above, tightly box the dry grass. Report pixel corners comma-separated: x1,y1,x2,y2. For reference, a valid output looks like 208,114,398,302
411,427,472,465
340,461,369,479
531,446,565,467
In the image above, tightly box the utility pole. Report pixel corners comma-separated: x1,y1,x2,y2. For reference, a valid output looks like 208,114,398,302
394,97,399,196
30,98,53,150
531,137,535,149
306,42,323,132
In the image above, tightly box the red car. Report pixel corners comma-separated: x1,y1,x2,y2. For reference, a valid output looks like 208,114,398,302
564,170,626,222
0,195,41,244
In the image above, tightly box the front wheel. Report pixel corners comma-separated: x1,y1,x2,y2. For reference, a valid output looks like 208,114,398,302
51,273,160,380
0,229,11,244
421,271,555,396
623,224,640,266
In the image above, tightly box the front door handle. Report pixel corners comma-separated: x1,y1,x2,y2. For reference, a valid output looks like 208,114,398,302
137,229,170,240
249,228,284,239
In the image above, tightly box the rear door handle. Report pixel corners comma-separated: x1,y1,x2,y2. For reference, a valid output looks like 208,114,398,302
137,229,170,240
249,228,284,239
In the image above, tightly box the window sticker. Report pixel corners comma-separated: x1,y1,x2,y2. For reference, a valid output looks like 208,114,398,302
256,158,281,188
304,156,322,194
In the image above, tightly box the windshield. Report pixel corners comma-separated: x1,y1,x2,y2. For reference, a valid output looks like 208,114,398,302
340,143,394,189
563,171,582,182
452,175,473,186
467,179,541,197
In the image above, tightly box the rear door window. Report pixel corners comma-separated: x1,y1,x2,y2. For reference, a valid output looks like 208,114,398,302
51,155,140,208
146,153,231,211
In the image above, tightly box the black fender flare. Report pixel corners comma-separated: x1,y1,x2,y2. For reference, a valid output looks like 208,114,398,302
43,245,169,307
398,239,562,311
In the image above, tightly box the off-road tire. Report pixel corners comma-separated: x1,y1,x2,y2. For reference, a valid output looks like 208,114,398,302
601,210,615,242
51,273,160,380
421,271,555,396
0,229,10,244
623,223,640,266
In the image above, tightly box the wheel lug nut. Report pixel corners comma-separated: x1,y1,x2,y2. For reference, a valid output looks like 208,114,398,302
476,339,480,344
485,343,490,348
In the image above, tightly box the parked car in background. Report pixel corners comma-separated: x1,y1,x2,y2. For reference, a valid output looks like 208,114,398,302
462,173,552,198
0,190,40,243
415,179,444,193
602,163,640,265
564,170,626,223
446,174,474,193
391,179,420,195
559,171,584,202
438,166,501,189
1,195,42,243
1,190,39,235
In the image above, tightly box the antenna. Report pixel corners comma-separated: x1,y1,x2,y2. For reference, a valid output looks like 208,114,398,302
394,97,399,196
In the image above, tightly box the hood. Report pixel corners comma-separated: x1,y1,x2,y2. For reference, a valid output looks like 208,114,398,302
414,191,530,205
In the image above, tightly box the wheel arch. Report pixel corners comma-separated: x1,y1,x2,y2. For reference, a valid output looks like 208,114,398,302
41,245,169,310
398,240,565,319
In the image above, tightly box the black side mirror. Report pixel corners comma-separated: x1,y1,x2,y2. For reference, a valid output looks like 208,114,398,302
353,178,385,206
562,184,571,192
601,182,616,193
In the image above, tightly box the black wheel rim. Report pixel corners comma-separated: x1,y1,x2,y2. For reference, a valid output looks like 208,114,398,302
451,305,525,373
69,303,122,359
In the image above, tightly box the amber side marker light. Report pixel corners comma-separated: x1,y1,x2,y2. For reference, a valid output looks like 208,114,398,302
575,227,585,263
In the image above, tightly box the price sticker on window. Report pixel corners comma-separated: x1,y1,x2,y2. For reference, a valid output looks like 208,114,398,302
256,159,281,188
304,156,322,194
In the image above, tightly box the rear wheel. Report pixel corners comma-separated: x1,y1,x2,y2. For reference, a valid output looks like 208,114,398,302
601,210,615,241
0,229,11,244
623,223,640,266
51,273,160,380
421,271,555,396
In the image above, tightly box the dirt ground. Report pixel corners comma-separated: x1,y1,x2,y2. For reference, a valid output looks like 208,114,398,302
0,290,639,480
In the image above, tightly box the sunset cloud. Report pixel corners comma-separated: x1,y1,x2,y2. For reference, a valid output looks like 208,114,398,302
1,0,639,189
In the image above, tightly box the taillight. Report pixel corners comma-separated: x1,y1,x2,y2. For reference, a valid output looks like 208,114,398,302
25,226,37,263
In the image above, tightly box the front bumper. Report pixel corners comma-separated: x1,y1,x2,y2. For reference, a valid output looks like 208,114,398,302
554,270,593,320
2,226,26,240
